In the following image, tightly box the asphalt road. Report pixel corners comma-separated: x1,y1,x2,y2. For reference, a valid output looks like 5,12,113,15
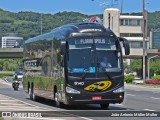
0,78,160,120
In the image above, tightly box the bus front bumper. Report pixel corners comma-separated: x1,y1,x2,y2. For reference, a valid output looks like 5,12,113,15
64,92,124,105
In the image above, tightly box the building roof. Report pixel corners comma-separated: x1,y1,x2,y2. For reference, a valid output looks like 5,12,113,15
120,15,143,19
124,37,148,41
2,36,23,40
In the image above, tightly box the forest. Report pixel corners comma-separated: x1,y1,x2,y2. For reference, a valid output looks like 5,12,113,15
1,8,160,44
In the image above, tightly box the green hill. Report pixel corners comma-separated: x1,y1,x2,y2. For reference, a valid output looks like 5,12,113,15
0,8,160,45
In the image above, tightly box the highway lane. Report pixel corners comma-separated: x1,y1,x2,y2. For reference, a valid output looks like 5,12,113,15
0,79,160,120
0,79,130,111
124,84,160,111
0,79,89,120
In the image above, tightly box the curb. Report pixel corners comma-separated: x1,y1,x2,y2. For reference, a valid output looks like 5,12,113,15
125,83,160,89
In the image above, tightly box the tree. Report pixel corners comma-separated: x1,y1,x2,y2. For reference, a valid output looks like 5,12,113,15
0,60,4,70
130,59,142,76
123,62,129,72
150,59,160,77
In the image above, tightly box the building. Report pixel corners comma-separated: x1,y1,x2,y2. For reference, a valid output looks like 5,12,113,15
149,32,160,49
1,36,23,48
103,8,148,58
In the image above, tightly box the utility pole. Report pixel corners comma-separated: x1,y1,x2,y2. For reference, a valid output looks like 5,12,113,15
121,0,123,13
142,0,146,82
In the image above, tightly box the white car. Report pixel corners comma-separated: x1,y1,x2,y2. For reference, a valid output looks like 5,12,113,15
14,72,23,81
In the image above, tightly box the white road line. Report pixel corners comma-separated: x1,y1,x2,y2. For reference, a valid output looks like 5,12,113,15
151,97,160,100
152,91,160,93
0,100,16,101
126,94,136,96
0,102,26,104
80,117,94,120
0,108,45,110
115,104,124,106
19,118,65,120
144,109,156,111
0,94,93,120
0,106,41,108
0,94,52,111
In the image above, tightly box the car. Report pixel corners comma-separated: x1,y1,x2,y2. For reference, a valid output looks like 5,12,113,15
15,71,23,81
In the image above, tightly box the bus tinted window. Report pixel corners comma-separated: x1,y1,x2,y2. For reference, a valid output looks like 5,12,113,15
67,36,121,75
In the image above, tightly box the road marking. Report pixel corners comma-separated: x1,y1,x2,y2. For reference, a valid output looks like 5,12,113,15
0,100,16,101
0,106,43,108
4,94,52,109
151,97,160,100
2,117,66,120
0,94,51,111
144,109,156,111
152,91,160,93
115,104,124,106
80,117,93,120
126,94,136,96
27,118,65,120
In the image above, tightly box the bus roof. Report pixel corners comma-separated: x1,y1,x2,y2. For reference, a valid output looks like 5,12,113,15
25,22,115,44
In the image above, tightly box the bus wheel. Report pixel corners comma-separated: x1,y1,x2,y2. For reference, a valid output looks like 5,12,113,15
29,88,32,100
100,104,109,109
29,84,38,101
32,90,38,101
55,92,64,108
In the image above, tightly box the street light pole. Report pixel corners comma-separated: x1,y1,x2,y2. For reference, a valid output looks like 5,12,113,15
148,55,158,79
142,0,146,82
121,0,123,13
91,0,118,9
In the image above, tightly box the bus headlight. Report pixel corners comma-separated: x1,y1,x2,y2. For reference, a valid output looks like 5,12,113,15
113,86,124,93
66,87,80,94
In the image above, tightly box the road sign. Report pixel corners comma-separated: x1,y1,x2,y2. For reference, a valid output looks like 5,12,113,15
89,16,102,25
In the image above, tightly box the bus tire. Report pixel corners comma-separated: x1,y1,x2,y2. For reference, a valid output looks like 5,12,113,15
29,87,32,100
100,103,109,109
55,92,64,108
29,83,38,101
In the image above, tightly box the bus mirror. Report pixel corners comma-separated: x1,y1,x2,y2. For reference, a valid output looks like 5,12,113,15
119,37,130,55
60,41,66,55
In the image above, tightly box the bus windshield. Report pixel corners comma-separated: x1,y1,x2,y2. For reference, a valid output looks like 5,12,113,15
67,36,122,75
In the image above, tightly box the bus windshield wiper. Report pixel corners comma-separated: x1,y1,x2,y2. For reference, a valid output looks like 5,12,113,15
80,71,88,80
101,67,112,80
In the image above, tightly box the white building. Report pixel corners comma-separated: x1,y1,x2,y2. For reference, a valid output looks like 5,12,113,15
1,36,23,48
103,8,148,58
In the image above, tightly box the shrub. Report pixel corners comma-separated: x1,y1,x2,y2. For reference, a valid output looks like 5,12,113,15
151,75,160,80
0,73,14,78
145,80,160,84
124,75,135,83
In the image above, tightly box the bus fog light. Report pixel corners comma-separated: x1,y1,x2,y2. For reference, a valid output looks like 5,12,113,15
66,87,80,94
113,86,124,93
119,95,123,98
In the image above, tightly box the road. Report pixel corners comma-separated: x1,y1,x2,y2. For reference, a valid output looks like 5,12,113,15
0,78,160,120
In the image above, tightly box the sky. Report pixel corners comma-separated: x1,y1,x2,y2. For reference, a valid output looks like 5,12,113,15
0,0,160,15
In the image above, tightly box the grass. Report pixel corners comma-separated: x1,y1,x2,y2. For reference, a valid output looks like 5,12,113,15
143,84,160,87
0,117,4,120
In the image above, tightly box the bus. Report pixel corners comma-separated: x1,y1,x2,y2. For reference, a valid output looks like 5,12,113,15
23,22,130,109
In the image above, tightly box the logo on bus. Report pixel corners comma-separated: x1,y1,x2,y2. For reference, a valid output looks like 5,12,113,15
84,81,112,92
74,82,84,86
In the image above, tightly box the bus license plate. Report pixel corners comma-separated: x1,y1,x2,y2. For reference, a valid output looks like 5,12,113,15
92,96,102,100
